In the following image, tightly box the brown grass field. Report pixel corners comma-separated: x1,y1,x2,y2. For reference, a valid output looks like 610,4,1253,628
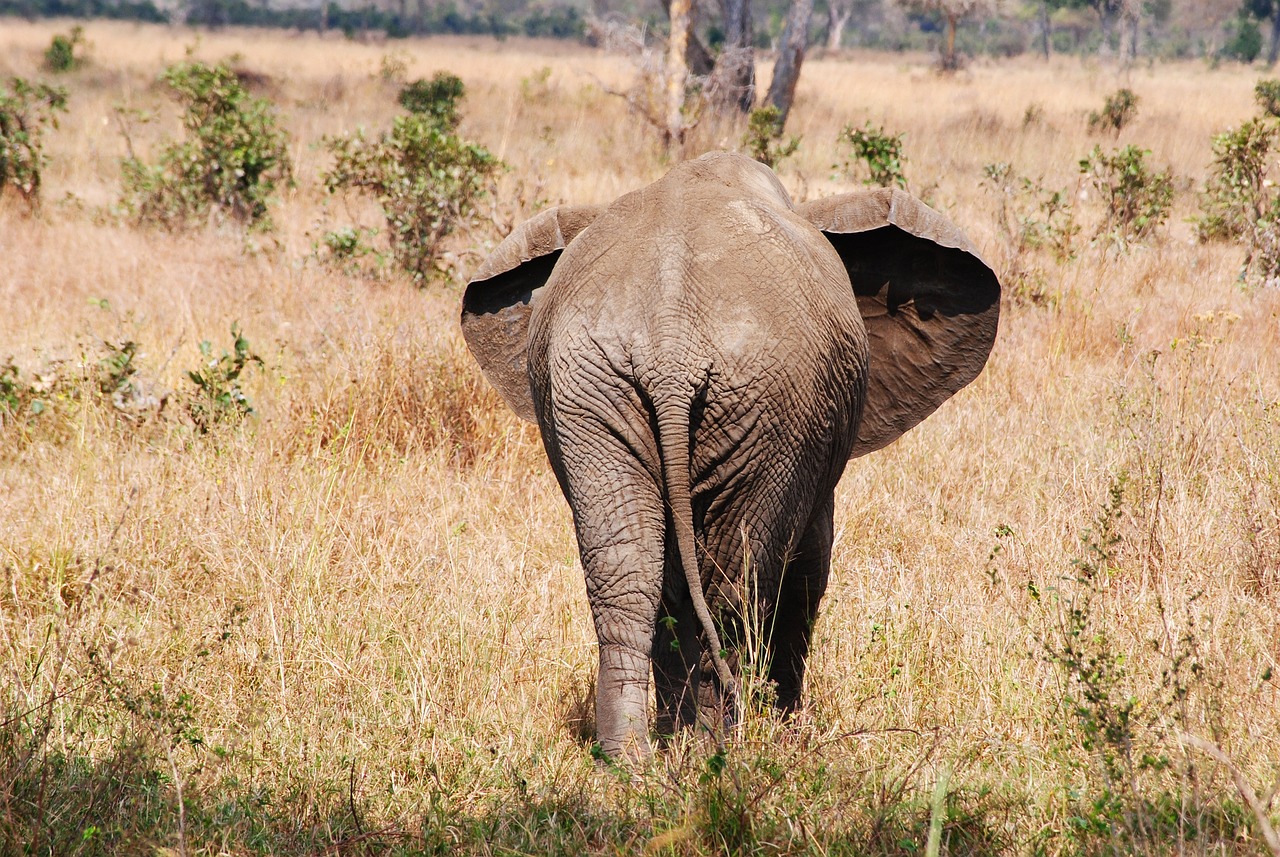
1,18,1279,855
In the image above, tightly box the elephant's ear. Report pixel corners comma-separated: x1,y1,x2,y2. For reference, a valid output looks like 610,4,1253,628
797,189,1001,457
462,205,604,422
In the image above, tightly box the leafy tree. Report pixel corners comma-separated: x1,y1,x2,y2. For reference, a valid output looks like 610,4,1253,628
1224,10,1265,61
899,0,999,70
1042,0,1124,55
1242,0,1280,64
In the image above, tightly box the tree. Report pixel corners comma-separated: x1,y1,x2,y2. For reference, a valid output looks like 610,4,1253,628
665,0,692,144
824,0,881,49
713,0,756,112
766,0,815,125
900,0,1000,70
1062,0,1125,55
1244,0,1280,64
827,0,855,47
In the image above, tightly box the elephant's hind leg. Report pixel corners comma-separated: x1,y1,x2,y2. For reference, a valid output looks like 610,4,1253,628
546,407,668,760
652,539,701,737
767,493,835,713
574,492,667,761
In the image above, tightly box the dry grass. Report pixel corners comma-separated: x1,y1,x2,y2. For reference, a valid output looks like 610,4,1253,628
1,18,1278,855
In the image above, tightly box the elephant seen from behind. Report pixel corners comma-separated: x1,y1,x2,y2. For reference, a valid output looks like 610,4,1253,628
462,152,1000,760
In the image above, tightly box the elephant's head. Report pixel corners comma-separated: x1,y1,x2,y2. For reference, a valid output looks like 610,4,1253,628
462,164,1000,456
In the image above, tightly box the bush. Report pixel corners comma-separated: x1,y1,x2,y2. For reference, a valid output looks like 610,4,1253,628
982,162,1079,264
0,77,68,209
1197,118,1277,242
120,61,291,230
323,108,501,282
1079,144,1174,246
398,72,465,128
1088,88,1139,134
742,106,799,169
185,324,263,434
1256,79,1280,117
1198,118,1280,286
839,121,907,189
44,26,86,73
1222,13,1264,63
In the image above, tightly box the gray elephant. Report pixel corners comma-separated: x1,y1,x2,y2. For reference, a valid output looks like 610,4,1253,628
461,152,999,760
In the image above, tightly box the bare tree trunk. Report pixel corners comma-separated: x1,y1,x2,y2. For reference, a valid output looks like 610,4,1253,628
943,11,959,70
713,0,755,113
766,0,814,126
666,0,692,146
826,0,851,50
1125,5,1138,61
1270,3,1280,66
659,0,715,75
1097,6,1115,58
1038,0,1051,59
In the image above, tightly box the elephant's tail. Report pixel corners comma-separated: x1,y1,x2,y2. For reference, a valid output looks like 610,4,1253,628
653,384,738,704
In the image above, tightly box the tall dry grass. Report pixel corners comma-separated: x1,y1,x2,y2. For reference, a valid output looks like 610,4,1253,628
1,18,1278,855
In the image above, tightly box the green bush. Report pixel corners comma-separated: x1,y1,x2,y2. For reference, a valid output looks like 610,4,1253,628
1088,88,1139,134
1198,118,1280,285
1197,117,1277,242
0,77,68,209
982,162,1079,265
839,121,907,189
323,110,501,282
43,26,85,73
1079,144,1174,246
185,324,263,434
120,61,291,230
398,72,465,128
742,106,800,169
1222,13,1264,63
1255,78,1280,117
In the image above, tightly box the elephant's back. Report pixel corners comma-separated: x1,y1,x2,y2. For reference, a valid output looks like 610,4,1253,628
529,168,868,485
536,167,866,370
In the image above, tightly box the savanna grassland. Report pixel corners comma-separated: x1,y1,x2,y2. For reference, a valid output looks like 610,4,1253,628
2,18,1279,855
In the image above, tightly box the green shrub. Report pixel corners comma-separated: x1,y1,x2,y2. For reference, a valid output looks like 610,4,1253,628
0,77,68,208
1079,144,1174,246
1255,78,1280,117
1222,13,1264,63
839,121,907,189
398,72,465,128
982,162,1079,264
185,324,263,434
1088,88,1139,134
1197,117,1277,242
742,106,800,169
1198,118,1280,285
323,112,501,281
120,61,291,230
43,26,85,73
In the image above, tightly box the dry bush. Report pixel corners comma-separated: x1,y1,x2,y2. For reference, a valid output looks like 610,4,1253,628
284,333,536,467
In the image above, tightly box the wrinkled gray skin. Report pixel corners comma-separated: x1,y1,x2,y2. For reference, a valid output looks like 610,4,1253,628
462,152,1000,761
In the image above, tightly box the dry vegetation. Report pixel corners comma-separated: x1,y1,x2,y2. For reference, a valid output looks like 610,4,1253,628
1,18,1279,856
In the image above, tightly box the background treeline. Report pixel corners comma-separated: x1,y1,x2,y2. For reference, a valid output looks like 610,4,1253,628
0,0,1275,62
0,0,586,38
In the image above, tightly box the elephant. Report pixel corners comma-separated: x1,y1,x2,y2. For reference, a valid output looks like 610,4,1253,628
461,152,1000,760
